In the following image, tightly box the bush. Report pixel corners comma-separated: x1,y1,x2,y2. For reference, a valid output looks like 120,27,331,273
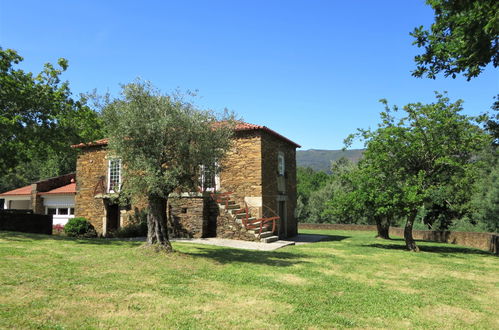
64,217,97,238
112,209,148,238
53,224,65,235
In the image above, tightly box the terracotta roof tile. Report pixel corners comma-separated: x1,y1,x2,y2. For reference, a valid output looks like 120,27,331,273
71,138,109,149
72,122,300,149
0,185,32,196
39,183,76,195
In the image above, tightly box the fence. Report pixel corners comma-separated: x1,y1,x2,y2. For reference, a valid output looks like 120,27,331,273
0,210,53,235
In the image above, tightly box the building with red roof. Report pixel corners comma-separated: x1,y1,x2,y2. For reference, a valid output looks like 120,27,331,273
0,174,76,225
73,122,300,241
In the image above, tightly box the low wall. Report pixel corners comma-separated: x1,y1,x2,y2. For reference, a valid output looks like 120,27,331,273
299,223,378,231
299,223,498,254
0,211,53,235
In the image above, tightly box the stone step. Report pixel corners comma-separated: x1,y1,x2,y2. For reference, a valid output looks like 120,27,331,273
235,217,256,225
225,204,240,210
257,231,273,239
235,212,248,219
247,226,270,235
261,235,279,243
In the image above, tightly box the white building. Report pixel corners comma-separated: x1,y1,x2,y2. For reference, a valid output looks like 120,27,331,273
0,178,76,226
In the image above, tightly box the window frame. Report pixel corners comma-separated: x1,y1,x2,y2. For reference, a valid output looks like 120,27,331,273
107,158,122,193
278,152,285,176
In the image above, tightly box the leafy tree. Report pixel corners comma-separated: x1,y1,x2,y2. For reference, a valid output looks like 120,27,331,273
296,167,330,222
323,157,400,238
350,93,490,251
411,0,498,80
0,48,103,192
469,155,499,232
468,101,499,232
103,81,235,252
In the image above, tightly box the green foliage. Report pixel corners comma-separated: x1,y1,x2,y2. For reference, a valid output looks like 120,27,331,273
101,80,236,247
296,167,330,222
0,48,104,193
346,93,491,248
64,217,97,238
296,159,371,225
469,149,499,233
411,0,498,80
102,81,236,201
113,210,148,238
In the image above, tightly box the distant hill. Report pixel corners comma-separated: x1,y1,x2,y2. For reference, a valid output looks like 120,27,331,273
296,149,364,173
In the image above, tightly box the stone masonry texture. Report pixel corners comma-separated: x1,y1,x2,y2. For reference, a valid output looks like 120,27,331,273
75,128,298,239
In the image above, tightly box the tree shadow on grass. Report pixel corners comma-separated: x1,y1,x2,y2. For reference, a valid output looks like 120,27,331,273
365,242,493,256
286,233,350,244
183,245,310,267
0,231,144,247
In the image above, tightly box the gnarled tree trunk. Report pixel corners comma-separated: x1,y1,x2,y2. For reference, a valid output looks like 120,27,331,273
375,216,390,239
404,210,419,252
146,194,173,252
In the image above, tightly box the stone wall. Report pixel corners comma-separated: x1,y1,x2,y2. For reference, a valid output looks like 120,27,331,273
261,131,298,237
74,146,108,233
298,223,498,254
299,224,378,231
220,130,263,215
168,196,207,238
211,199,258,241
73,128,299,240
389,227,499,254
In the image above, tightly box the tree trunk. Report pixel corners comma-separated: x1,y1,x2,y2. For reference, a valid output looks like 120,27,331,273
375,216,390,239
404,210,419,252
146,194,173,252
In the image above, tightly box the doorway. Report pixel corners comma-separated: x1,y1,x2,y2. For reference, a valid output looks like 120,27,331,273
105,202,120,234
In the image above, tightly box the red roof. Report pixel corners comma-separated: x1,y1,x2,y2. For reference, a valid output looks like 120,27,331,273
39,183,76,195
0,185,32,196
71,122,301,148
233,122,301,148
71,138,109,149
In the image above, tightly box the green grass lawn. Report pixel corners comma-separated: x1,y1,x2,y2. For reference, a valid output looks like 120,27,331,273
0,229,497,329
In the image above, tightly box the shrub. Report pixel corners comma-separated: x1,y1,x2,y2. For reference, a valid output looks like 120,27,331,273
64,217,97,238
113,209,148,238
53,224,65,235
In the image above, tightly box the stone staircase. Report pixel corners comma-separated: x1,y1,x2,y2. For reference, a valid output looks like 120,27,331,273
217,198,279,243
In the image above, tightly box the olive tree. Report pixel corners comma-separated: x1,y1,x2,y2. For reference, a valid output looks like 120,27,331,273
103,81,235,252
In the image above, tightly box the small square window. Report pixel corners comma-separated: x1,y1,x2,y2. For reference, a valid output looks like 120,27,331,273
70,208,75,215
181,208,188,213
47,208,56,215
58,208,68,215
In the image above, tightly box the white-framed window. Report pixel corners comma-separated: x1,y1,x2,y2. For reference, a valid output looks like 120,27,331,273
199,162,220,192
108,158,122,193
45,207,74,216
278,152,285,176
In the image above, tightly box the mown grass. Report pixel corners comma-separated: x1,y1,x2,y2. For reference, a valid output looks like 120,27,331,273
0,229,497,329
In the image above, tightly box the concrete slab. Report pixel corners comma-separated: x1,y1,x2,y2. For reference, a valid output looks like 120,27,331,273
171,237,295,251
171,234,329,251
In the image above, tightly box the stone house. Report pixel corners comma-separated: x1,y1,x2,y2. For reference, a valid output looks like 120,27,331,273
71,122,300,242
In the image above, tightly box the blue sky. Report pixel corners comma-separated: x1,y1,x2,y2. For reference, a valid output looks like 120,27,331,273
1,0,497,149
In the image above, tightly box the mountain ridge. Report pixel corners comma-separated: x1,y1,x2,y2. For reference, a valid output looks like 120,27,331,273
296,149,364,173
